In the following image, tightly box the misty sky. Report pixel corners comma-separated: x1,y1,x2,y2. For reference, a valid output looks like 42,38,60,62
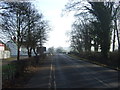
32,0,75,48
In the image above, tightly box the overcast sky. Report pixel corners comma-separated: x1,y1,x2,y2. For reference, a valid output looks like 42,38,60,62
32,0,75,48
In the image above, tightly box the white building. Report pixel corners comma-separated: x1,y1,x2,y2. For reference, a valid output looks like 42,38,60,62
6,41,28,56
0,42,4,51
6,41,17,56
0,40,10,59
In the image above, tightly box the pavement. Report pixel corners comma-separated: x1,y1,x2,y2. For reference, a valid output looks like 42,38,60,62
24,54,120,88
24,56,52,88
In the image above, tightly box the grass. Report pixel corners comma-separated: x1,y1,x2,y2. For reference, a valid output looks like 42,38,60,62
2,63,16,81
2,63,16,71
4,55,28,61
2,66,37,88
68,54,120,71
2,55,47,88
4,57,17,61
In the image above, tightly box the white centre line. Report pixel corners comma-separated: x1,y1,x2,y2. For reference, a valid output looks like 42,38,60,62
48,61,52,88
48,57,56,89
53,64,56,90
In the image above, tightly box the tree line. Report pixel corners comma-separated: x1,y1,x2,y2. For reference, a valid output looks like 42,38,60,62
0,1,50,60
65,1,120,59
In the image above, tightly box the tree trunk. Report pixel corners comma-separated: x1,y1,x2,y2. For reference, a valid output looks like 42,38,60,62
100,26,111,59
94,41,98,52
115,19,120,52
112,25,116,52
33,48,38,56
17,44,20,61
27,47,31,57
17,10,20,61
27,47,32,57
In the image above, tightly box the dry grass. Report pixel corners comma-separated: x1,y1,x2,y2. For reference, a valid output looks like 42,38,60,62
2,55,48,88
4,57,17,61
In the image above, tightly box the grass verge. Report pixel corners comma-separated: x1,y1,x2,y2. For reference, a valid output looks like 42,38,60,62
2,55,47,88
68,54,120,71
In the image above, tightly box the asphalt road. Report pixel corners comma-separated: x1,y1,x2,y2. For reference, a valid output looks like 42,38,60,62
25,54,119,88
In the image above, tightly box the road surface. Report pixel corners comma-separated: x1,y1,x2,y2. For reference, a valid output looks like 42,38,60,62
25,54,119,88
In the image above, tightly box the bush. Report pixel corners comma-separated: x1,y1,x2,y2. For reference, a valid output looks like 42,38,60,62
108,51,119,67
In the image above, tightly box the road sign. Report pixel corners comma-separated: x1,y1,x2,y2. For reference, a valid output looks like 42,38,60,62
37,47,46,54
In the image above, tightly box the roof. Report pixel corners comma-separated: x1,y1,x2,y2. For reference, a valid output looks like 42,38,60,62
0,40,4,44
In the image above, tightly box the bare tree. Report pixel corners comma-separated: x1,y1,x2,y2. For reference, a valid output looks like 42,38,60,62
112,3,120,52
48,47,55,55
1,2,32,60
22,6,50,57
65,1,116,58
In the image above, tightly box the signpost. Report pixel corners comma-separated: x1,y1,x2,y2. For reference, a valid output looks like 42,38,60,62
37,47,46,55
